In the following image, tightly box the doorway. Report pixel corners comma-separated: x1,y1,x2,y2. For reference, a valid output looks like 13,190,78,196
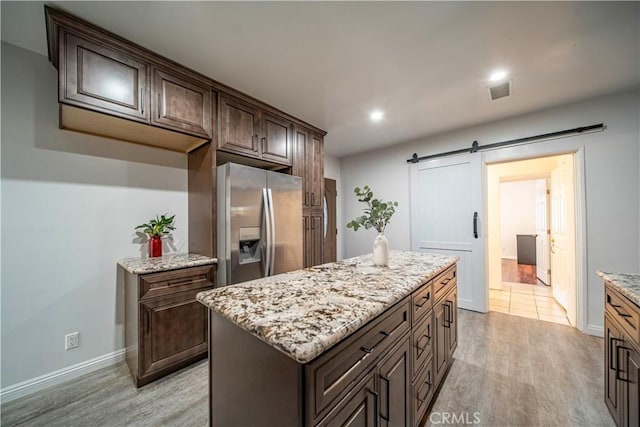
487,154,576,327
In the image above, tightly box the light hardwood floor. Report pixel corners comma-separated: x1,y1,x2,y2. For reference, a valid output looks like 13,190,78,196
2,310,612,427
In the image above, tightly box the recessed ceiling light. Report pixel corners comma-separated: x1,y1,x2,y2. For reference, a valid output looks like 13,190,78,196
489,70,508,82
370,110,384,121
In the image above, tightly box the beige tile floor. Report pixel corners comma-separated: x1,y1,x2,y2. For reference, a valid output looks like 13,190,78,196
489,281,571,326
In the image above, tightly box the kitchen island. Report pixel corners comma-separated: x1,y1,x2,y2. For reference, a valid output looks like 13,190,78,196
197,250,458,427
598,271,640,427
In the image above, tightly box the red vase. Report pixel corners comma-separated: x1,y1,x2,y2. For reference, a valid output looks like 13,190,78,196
149,236,162,257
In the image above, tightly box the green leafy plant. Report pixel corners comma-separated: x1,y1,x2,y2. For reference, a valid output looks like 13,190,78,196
346,186,398,233
135,214,176,237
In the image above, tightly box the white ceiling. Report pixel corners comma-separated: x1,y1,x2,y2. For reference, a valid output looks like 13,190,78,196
2,1,639,157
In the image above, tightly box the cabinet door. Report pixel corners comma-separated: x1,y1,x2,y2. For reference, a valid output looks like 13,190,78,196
307,133,325,208
61,31,148,122
261,112,292,165
304,211,324,268
623,343,640,427
433,300,447,385
317,370,377,427
139,289,209,379
152,68,211,138
218,95,260,157
413,356,435,427
379,336,411,427
605,314,624,426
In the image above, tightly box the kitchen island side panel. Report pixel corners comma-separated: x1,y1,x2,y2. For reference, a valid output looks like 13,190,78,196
209,312,303,427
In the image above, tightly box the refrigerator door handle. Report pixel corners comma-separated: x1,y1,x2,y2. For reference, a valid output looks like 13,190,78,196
267,188,276,276
262,188,272,277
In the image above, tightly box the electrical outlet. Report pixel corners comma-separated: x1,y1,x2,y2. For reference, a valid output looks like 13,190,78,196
65,332,79,350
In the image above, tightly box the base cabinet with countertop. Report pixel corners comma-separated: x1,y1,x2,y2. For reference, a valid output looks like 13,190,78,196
198,251,458,427
599,271,640,427
118,254,216,387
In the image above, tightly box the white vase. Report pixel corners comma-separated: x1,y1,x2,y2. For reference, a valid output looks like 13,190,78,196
373,233,389,266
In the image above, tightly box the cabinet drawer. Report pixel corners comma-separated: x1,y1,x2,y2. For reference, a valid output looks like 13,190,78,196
412,310,433,378
307,298,410,423
434,266,457,303
413,355,434,427
140,265,214,300
412,282,433,324
606,284,640,344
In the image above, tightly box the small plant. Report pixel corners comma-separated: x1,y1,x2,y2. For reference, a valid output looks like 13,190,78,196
135,214,176,237
346,186,398,233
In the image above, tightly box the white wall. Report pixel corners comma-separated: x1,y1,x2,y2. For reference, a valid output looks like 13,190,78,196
1,42,189,390
324,155,343,260
499,180,539,260
341,88,640,333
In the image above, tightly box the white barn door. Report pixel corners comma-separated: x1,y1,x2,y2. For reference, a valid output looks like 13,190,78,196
409,153,486,312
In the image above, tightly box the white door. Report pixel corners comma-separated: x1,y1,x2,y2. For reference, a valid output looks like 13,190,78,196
550,155,576,325
410,153,486,312
535,179,550,284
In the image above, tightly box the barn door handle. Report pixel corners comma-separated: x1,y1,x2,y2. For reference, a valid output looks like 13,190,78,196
473,212,478,239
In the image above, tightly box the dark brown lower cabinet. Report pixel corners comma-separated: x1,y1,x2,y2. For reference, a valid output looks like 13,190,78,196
378,336,411,427
317,370,377,427
603,281,640,427
208,265,458,427
434,287,457,385
123,264,214,387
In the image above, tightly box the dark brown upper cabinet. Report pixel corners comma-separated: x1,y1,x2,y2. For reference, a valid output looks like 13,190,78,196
218,94,293,166
151,68,212,138
218,95,260,157
45,6,324,157
61,30,149,123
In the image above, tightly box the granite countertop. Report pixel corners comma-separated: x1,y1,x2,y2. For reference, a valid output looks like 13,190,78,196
597,271,640,307
118,253,217,274
197,250,458,364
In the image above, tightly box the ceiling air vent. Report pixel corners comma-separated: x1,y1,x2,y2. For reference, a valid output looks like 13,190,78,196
488,80,512,100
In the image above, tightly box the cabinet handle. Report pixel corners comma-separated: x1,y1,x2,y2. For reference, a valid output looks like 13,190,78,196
616,345,630,382
311,192,315,206
443,303,450,328
157,93,161,118
311,218,315,230
360,331,389,354
611,303,632,318
367,389,379,427
609,337,624,371
380,375,390,422
305,192,309,206
141,88,145,114
168,278,196,287
415,292,430,308
304,216,309,231
416,333,431,352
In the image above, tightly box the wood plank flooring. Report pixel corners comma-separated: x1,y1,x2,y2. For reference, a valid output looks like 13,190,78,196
502,258,538,285
2,310,612,427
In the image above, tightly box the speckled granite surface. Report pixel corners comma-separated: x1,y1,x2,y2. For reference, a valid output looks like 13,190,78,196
118,253,217,274
597,271,640,307
197,250,457,363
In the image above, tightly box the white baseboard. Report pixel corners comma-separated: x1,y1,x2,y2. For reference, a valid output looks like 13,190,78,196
0,348,125,404
585,323,604,337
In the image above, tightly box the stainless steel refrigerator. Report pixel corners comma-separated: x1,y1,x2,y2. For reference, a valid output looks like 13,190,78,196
217,163,303,286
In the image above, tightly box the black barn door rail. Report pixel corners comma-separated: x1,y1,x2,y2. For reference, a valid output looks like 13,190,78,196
406,123,605,164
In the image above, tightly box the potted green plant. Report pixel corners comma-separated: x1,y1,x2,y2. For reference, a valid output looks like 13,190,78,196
135,214,176,257
346,186,398,266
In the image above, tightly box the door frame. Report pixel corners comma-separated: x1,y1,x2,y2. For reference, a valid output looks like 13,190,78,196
482,143,588,333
